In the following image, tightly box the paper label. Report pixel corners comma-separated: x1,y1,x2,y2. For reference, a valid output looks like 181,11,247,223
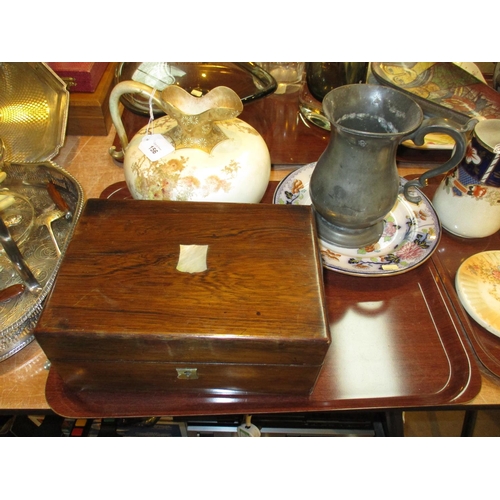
139,134,174,162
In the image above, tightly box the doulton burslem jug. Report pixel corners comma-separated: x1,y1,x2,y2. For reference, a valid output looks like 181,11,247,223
109,82,271,203
309,84,476,248
432,118,500,238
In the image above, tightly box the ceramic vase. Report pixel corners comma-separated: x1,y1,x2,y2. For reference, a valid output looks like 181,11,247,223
433,119,500,238
109,82,271,203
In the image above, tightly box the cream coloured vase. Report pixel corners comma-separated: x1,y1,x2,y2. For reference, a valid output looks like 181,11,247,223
109,82,271,203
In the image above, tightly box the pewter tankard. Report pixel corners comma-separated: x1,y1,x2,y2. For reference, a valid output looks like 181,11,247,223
310,84,475,248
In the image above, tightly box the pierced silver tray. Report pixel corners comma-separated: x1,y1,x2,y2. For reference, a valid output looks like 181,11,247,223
0,161,84,361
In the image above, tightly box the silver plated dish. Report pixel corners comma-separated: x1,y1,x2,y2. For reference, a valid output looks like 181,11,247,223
0,62,82,361
0,62,69,163
0,161,84,361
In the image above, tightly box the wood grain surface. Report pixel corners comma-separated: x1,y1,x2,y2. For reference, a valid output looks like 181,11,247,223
35,199,330,395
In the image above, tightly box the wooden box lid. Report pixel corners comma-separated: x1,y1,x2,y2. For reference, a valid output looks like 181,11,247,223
35,199,330,367
47,63,109,93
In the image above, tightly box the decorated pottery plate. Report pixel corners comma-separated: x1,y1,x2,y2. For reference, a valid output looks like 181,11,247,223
402,63,485,150
402,132,462,150
371,62,496,150
455,251,500,338
273,163,441,277
371,62,499,121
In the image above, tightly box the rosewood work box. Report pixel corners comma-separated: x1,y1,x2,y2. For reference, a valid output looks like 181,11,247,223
35,199,330,395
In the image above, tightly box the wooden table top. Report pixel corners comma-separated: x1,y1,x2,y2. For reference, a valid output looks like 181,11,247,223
2,86,500,414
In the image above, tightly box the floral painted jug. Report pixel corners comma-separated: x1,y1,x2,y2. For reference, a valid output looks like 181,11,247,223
433,119,500,238
109,82,271,203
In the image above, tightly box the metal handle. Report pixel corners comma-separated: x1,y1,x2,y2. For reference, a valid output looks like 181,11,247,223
0,216,42,294
403,117,478,203
47,181,72,220
0,283,25,303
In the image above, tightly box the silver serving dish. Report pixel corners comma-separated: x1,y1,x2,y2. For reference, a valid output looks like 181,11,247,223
0,162,84,360
0,62,84,361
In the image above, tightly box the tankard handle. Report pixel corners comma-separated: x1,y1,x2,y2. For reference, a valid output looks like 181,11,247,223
402,117,477,203
108,81,165,162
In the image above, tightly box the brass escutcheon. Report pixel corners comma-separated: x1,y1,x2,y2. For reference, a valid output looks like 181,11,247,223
176,368,198,380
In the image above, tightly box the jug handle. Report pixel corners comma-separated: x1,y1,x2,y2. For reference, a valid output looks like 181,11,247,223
402,117,478,203
108,81,165,162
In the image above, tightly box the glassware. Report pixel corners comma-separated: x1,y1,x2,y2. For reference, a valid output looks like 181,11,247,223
257,63,304,94
299,62,368,131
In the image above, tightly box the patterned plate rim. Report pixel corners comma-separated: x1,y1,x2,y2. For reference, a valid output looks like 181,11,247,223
273,163,442,277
